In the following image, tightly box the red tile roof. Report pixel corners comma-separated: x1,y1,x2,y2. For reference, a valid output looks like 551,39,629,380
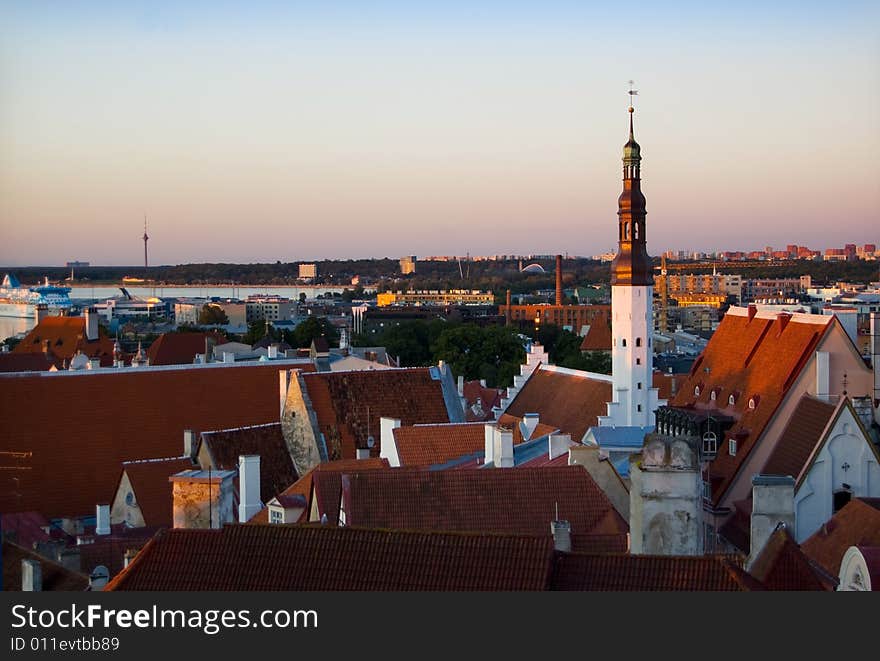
761,394,836,480
462,380,504,421
0,512,53,548
330,466,628,550
77,525,158,580
579,318,612,352
747,525,835,590
248,458,389,524
199,423,297,504
667,309,834,504
0,361,314,518
0,353,60,372
802,498,880,576
392,422,487,467
120,457,197,527
104,524,554,591
13,316,117,366
3,540,90,591
549,553,757,591
503,367,611,442
145,331,227,366
301,368,453,460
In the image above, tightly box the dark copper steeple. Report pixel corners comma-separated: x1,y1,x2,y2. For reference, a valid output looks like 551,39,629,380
610,104,653,286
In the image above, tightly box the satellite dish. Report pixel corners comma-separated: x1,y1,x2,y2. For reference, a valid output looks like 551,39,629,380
366,435,375,448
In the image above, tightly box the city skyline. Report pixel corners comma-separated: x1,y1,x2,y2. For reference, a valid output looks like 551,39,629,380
1,1,878,266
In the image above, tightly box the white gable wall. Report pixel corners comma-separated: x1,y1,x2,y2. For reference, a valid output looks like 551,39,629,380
794,407,880,542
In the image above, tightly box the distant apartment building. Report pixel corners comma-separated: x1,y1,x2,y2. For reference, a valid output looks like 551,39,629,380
246,296,296,323
742,277,808,303
298,263,317,280
377,290,494,307
399,256,417,275
500,303,610,336
175,299,247,327
655,273,743,304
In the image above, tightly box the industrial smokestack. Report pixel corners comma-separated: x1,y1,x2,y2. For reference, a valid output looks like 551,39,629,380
555,255,563,306
505,289,511,326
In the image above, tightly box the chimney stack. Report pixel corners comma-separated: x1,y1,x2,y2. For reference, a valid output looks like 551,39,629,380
21,559,42,592
815,351,830,401
748,475,795,570
356,448,371,460
238,455,262,523
555,255,563,306
95,504,110,536
170,470,236,529
34,304,49,325
484,423,514,468
183,429,197,459
84,307,99,341
551,519,572,553
268,344,279,359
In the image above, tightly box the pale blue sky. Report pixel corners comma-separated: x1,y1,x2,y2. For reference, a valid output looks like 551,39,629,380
1,1,878,265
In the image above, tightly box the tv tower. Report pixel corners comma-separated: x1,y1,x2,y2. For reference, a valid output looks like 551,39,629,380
143,215,149,268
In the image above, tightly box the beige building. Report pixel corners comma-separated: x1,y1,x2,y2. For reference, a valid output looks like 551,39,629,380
377,290,494,307
400,256,417,275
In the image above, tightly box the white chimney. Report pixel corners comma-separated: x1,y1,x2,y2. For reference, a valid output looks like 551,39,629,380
268,344,279,359
84,307,99,341
522,413,540,441
21,559,42,591
548,433,571,461
484,424,514,468
356,448,371,460
816,351,830,401
748,475,795,570
457,375,465,397
223,351,235,363
551,520,572,553
95,503,110,536
871,312,880,408
238,455,262,523
183,429,196,458
87,357,101,370
379,417,402,467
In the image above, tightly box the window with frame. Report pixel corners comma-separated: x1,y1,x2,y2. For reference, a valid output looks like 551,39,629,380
269,508,283,524
729,439,737,456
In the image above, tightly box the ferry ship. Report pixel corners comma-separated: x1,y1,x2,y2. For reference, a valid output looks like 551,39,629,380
0,273,73,318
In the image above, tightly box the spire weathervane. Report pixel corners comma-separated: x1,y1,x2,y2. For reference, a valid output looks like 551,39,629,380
627,80,638,112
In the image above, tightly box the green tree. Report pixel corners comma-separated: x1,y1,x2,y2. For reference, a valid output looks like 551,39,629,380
286,316,340,348
431,324,525,388
198,304,229,325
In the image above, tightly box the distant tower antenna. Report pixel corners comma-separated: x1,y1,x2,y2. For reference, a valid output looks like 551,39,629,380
143,215,149,269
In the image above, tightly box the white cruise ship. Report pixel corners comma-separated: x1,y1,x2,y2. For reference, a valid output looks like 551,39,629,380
0,273,72,318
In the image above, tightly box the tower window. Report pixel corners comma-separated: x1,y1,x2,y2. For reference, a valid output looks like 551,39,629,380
636,337,642,347
622,339,627,347
636,358,641,365
728,394,736,406
637,382,642,390
637,404,642,412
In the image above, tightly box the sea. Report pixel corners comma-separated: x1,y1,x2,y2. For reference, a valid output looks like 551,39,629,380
1,284,359,342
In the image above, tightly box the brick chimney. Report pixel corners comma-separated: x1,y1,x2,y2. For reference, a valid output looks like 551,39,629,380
555,254,563,306
551,519,572,553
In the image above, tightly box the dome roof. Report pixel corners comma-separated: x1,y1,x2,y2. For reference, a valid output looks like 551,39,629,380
520,263,546,274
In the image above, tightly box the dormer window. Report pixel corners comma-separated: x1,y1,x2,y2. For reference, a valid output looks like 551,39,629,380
748,398,756,410
694,386,701,396
710,390,717,401
728,394,736,406
729,439,737,456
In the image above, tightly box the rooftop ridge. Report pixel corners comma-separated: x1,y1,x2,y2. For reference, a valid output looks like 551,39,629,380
539,364,614,382
727,306,834,325
122,455,190,466
0,357,313,379
201,421,281,436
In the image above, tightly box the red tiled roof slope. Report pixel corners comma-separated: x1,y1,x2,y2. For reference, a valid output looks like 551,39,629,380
122,457,197,527
550,553,756,591
748,525,834,590
332,466,628,549
13,316,117,366
200,423,297,504
301,369,451,460
504,368,611,442
579,319,612,352
145,332,227,366
3,540,90,591
105,524,554,591
802,498,880,576
392,422,487,467
0,362,313,518
762,395,836,479
0,353,60,372
667,310,832,504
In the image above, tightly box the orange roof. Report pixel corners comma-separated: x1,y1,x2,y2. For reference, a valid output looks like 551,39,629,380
13,316,117,366
579,319,612,351
504,367,611,442
462,380,504,421
667,309,833,505
748,525,835,590
120,457,197,527
300,368,453,461
802,498,880,576
145,331,227,366
762,394,836,480
392,422,488,467
0,361,314,518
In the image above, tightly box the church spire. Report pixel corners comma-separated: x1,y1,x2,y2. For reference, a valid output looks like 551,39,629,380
610,84,652,286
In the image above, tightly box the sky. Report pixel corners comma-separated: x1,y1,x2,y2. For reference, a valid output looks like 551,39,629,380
0,1,878,266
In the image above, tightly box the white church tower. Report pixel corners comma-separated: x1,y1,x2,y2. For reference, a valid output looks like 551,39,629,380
598,93,666,428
